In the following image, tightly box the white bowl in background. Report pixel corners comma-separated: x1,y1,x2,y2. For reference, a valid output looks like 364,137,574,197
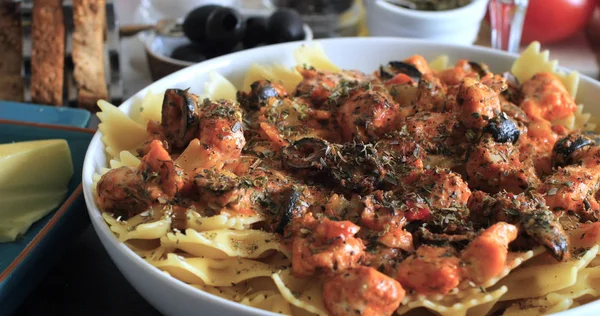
364,0,489,45
83,37,600,316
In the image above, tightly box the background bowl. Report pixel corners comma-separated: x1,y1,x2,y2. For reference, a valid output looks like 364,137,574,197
83,37,600,316
143,24,313,81
364,0,489,45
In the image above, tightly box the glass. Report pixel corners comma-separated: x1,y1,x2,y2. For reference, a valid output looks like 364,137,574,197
488,0,529,53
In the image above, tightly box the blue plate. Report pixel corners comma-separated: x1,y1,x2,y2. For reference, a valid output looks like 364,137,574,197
0,119,95,316
0,101,91,128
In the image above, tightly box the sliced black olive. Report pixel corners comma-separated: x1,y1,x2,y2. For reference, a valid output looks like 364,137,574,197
379,61,421,82
275,188,303,234
161,89,201,149
520,210,570,261
483,112,520,144
502,71,520,87
242,17,269,48
552,133,596,167
171,43,207,63
468,61,491,78
237,80,288,110
282,137,332,170
183,5,222,43
205,7,246,49
267,8,305,43
501,71,524,104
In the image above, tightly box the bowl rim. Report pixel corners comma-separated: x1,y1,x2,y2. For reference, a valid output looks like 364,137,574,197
373,0,489,18
84,36,600,316
143,24,314,68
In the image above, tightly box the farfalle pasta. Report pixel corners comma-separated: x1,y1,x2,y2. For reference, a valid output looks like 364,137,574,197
93,42,600,315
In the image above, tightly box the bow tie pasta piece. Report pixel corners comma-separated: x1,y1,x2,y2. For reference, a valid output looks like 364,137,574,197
102,209,172,242
429,55,449,73
476,248,544,289
109,150,141,169
491,246,599,302
241,63,302,93
147,254,280,287
396,286,508,316
129,90,164,125
272,270,327,316
186,212,264,232
97,100,147,159
294,43,340,73
510,41,598,132
240,291,293,315
160,229,289,259
511,41,579,99
201,72,237,101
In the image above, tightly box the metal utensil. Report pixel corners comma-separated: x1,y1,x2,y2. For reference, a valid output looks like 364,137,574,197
119,18,183,38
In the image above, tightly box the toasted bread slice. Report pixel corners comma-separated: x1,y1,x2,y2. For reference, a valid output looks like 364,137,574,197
72,0,108,110
30,0,65,106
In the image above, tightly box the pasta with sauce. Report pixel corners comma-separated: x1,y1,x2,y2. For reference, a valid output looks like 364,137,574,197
93,42,600,316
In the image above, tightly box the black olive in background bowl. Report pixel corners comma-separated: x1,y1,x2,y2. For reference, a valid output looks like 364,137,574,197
205,7,246,49
143,9,313,81
267,8,306,43
182,5,222,44
242,17,269,49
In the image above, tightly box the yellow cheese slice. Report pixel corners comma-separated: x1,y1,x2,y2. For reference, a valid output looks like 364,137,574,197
0,190,66,242
0,189,68,218
0,139,73,191
0,139,73,242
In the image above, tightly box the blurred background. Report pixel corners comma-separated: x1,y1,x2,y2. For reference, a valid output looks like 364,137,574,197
3,0,600,109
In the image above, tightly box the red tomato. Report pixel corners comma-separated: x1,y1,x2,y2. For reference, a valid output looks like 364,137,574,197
521,0,595,44
404,201,431,221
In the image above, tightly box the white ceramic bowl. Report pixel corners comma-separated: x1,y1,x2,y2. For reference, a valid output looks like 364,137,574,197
364,0,489,45
83,37,600,316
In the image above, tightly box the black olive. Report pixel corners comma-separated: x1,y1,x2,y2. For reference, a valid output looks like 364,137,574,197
379,61,422,82
468,61,491,78
552,133,596,167
237,80,288,110
183,5,222,43
242,17,269,48
502,71,520,87
520,210,570,261
205,7,246,48
170,43,207,63
501,71,524,104
267,8,305,43
282,137,331,170
161,89,201,149
275,189,303,234
483,112,520,144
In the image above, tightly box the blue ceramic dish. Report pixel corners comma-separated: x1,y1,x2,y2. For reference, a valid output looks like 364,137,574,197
0,101,91,128
0,118,94,316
